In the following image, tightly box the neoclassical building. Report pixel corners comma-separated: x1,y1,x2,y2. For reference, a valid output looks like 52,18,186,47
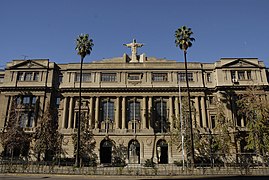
0,42,268,164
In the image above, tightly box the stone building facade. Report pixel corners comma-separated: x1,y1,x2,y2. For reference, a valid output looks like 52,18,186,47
0,49,268,164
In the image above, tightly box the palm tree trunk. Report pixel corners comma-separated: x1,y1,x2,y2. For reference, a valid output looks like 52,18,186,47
184,50,195,167
75,56,84,167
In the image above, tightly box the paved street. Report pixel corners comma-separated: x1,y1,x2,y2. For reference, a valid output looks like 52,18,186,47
1,174,269,180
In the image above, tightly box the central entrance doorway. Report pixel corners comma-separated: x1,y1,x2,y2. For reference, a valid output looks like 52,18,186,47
100,140,112,164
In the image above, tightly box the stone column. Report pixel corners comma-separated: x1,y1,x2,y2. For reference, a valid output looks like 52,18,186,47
89,97,93,128
194,96,200,127
148,97,152,129
68,97,74,128
201,96,207,128
62,97,68,128
169,97,174,130
122,97,126,129
175,97,179,120
115,97,120,129
95,97,99,129
142,97,147,129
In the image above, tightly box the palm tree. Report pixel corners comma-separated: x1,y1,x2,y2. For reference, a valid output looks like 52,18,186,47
175,26,195,166
75,33,94,167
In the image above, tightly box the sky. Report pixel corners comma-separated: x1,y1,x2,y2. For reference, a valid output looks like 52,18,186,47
0,0,269,68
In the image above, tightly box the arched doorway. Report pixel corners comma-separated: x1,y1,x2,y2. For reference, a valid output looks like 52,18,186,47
157,139,168,164
100,139,112,164
128,139,140,164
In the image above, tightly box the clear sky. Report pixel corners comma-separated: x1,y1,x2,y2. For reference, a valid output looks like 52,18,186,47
0,0,268,68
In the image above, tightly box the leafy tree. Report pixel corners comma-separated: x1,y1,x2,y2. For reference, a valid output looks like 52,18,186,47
32,104,62,161
175,25,195,165
0,100,30,160
72,113,96,166
237,86,269,165
75,33,94,167
170,97,198,165
112,144,127,167
212,98,233,165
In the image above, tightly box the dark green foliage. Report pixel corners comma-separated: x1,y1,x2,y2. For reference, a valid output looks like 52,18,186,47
72,113,96,164
112,144,127,167
33,105,62,161
144,159,156,168
0,101,30,160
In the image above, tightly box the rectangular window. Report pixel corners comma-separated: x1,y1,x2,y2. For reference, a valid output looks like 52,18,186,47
127,102,141,121
101,101,115,121
23,96,31,105
238,71,245,80
206,73,212,82
152,73,168,82
178,72,193,82
56,97,61,108
17,72,24,81
101,73,117,82
59,74,63,83
155,101,168,133
128,74,140,81
24,72,33,81
33,72,39,81
0,76,3,83
211,115,216,129
75,73,91,82
247,71,252,80
231,71,236,80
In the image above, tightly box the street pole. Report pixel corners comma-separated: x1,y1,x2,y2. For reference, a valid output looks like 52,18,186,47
75,56,83,167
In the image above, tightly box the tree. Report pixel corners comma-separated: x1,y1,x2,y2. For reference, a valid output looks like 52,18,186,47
237,86,269,165
0,99,30,161
170,97,198,166
72,113,96,166
32,104,62,161
212,98,233,165
75,33,94,167
175,25,195,165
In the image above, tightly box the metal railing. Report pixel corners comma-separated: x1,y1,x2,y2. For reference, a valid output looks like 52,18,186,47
1,161,269,176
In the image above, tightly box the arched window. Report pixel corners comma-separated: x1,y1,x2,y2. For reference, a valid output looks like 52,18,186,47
128,140,140,164
157,139,168,164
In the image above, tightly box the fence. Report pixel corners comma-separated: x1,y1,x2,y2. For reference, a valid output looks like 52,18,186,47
1,161,269,176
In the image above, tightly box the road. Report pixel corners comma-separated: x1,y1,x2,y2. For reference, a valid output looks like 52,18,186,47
0,174,269,180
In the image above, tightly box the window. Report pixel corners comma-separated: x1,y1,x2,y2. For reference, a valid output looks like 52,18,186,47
17,72,24,81
128,73,141,81
211,115,216,129
231,71,236,80
20,112,34,128
24,72,32,81
238,71,245,80
127,101,141,121
152,73,168,82
208,96,214,104
75,73,91,82
56,97,61,108
155,100,168,133
17,96,37,106
206,73,212,82
17,72,39,81
247,71,252,80
101,100,114,121
178,72,194,82
101,73,116,82
23,96,31,105
33,72,39,81
59,74,63,83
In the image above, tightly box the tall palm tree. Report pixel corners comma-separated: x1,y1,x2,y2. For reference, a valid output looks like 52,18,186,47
75,33,94,167
175,26,195,166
